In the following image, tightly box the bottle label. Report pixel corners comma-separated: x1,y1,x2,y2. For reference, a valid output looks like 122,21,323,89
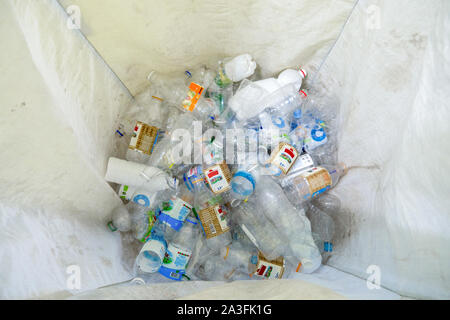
240,224,259,248
128,121,159,155
253,252,285,279
137,238,166,273
184,165,205,192
198,204,230,239
299,167,332,199
182,82,204,112
205,163,232,194
268,142,299,175
118,184,156,208
158,197,193,231
304,121,328,151
159,243,192,281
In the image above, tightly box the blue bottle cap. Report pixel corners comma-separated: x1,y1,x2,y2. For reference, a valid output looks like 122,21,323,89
293,109,302,119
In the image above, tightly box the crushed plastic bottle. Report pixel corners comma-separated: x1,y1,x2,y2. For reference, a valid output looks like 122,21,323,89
148,67,217,121
307,205,335,262
254,175,322,274
230,68,307,121
231,200,287,261
159,216,200,281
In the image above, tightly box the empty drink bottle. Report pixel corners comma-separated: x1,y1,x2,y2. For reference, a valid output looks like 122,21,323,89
159,216,200,281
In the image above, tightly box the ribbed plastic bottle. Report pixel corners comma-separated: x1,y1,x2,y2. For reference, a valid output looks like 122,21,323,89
283,163,348,207
193,177,232,252
254,175,322,274
158,216,200,281
231,200,286,261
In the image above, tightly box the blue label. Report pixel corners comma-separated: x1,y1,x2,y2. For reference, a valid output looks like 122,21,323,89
311,125,326,142
324,242,333,252
133,194,150,207
158,213,184,231
311,185,331,199
271,116,286,129
159,266,184,281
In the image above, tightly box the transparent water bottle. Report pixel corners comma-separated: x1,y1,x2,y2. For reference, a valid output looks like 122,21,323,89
230,68,307,121
283,163,348,207
157,182,194,233
148,66,217,121
231,200,286,261
254,175,322,274
123,96,165,164
219,244,259,276
193,178,232,252
311,193,342,215
159,216,200,281
290,108,302,131
307,205,335,262
107,204,131,232
135,215,168,274
146,112,197,172
229,164,260,206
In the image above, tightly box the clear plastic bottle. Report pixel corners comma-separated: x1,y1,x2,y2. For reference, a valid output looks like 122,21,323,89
193,178,232,252
254,175,322,274
260,134,301,178
310,193,341,215
220,244,258,276
231,200,286,261
107,204,131,232
135,216,168,274
258,89,307,144
148,66,217,121
283,163,348,207
158,216,200,281
282,152,315,179
182,165,206,194
157,182,194,233
307,205,335,262
230,68,307,121
217,54,257,84
290,108,302,131
123,96,165,164
146,112,197,172
229,164,260,206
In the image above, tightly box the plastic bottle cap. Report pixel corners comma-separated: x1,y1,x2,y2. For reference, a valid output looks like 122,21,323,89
107,221,117,232
293,109,302,119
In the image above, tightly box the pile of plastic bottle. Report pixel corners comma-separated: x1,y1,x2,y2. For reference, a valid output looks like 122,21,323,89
105,54,347,283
